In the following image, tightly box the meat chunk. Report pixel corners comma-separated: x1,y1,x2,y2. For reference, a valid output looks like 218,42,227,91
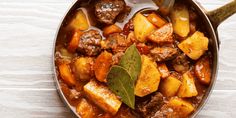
84,80,122,115
195,56,211,85
112,52,124,65
101,33,132,53
147,23,174,44
95,0,125,24
172,53,190,73
150,47,178,62
137,92,164,118
77,30,102,56
157,63,170,79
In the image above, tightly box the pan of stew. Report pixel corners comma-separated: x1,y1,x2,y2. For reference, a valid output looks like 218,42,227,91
53,0,236,117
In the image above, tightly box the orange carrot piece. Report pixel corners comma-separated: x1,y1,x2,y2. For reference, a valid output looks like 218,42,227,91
58,63,76,86
103,24,122,37
147,12,167,28
68,30,83,53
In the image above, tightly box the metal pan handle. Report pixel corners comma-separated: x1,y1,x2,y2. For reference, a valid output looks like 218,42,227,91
205,0,236,29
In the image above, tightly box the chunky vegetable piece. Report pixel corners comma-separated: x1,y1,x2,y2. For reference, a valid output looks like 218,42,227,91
133,13,156,42
178,71,198,97
58,63,76,86
147,12,167,27
84,80,122,115
195,56,211,85
178,31,209,60
167,98,194,117
103,24,122,37
135,55,161,97
68,9,89,31
73,57,94,81
171,4,190,37
157,63,170,79
147,23,174,44
160,74,182,97
68,30,83,53
76,98,97,118
94,51,113,83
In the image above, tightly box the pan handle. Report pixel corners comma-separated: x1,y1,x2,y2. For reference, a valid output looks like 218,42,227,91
205,0,236,29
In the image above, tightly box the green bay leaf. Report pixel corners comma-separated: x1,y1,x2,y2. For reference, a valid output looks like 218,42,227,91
119,44,142,81
107,65,135,109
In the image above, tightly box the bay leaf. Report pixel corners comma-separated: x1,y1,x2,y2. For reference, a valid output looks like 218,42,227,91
107,65,135,109
119,44,141,81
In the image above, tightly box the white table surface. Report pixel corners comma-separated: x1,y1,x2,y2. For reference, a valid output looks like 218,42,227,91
0,0,236,118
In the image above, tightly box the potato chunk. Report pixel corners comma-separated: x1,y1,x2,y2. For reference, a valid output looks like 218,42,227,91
68,9,89,31
133,13,156,42
73,57,94,81
167,98,194,117
135,55,161,97
58,63,76,86
94,51,113,83
160,74,182,97
84,80,122,115
76,98,97,118
157,63,170,79
195,56,211,85
178,31,209,60
171,4,190,37
178,71,198,97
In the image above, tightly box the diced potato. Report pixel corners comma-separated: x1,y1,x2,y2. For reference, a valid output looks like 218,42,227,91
157,63,170,79
160,74,182,97
84,80,122,115
58,63,76,86
133,13,156,42
94,51,113,83
195,56,211,85
59,47,74,59
135,55,161,97
103,24,122,37
178,71,198,97
68,9,89,31
147,12,167,27
68,30,83,53
171,4,190,37
76,98,97,118
178,31,209,60
73,57,94,81
167,98,195,117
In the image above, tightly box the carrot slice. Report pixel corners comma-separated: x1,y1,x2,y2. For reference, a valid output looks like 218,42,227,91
68,30,83,53
103,24,122,37
147,12,167,28
58,63,76,86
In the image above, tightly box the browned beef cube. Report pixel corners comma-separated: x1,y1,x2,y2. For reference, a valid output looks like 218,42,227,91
147,23,174,44
77,30,102,56
150,47,178,62
95,0,125,24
